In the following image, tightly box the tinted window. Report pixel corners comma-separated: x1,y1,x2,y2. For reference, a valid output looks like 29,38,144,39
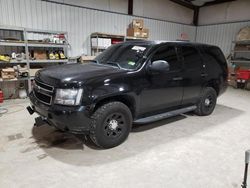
151,46,181,71
205,46,226,65
94,44,150,70
203,46,228,78
182,46,202,70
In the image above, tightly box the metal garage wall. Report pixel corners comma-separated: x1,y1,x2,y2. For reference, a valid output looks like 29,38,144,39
196,21,250,57
0,0,196,56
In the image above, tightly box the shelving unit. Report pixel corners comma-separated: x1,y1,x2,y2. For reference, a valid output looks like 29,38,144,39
90,32,124,56
0,41,26,47
1,59,68,64
0,76,34,82
0,25,69,98
90,32,147,56
228,40,250,88
125,36,148,41
233,40,250,44
27,43,67,48
229,40,250,67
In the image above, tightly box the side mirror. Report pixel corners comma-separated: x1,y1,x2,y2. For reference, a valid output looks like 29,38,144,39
149,60,170,73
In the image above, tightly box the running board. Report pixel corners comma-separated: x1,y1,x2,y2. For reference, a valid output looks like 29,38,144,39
133,105,197,124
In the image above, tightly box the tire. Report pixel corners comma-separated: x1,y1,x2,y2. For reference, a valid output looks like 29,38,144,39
246,81,250,90
195,87,217,116
237,82,245,89
236,82,240,89
89,102,132,149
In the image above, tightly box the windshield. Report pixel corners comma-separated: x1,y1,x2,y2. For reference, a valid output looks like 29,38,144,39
93,43,151,70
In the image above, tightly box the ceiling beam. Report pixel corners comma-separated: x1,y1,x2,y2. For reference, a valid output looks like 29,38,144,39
169,0,236,26
169,0,195,10
128,0,133,15
193,7,199,26
202,0,236,7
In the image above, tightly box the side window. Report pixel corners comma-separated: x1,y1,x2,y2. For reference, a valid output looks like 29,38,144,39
181,46,202,70
203,46,228,78
151,46,181,71
206,46,227,65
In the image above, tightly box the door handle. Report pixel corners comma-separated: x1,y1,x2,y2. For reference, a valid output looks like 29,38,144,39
201,73,208,77
172,77,183,81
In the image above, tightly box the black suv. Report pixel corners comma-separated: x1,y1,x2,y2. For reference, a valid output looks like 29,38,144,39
27,41,228,148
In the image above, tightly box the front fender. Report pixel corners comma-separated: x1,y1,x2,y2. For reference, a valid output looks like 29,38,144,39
87,82,139,117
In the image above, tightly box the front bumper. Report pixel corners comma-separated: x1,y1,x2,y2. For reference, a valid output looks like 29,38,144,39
28,92,92,134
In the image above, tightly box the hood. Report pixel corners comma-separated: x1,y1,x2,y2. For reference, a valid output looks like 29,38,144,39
36,63,127,87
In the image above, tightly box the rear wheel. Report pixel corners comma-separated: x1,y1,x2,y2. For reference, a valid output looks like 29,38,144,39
89,102,132,149
246,81,250,90
195,87,217,116
237,82,245,89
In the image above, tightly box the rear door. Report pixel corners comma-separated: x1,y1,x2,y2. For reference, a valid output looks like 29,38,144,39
181,45,206,105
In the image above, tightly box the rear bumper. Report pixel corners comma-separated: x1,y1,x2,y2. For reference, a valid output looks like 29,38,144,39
28,91,92,134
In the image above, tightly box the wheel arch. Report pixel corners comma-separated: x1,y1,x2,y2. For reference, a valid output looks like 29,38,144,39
92,95,136,119
205,79,220,96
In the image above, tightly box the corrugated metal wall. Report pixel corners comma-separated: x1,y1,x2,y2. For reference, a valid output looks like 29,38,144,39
196,21,250,57
0,0,249,58
0,0,196,56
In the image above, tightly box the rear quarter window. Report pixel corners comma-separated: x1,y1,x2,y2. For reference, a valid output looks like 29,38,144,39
207,47,226,64
202,46,228,78
181,46,203,70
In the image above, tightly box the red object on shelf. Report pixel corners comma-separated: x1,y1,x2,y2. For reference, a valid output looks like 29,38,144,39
111,38,123,44
58,34,65,39
236,70,250,80
0,90,3,103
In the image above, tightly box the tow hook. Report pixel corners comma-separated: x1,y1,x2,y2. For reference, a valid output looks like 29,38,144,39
26,106,34,115
34,116,47,127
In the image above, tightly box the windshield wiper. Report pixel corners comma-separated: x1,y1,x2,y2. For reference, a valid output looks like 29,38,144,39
106,61,121,69
92,60,122,69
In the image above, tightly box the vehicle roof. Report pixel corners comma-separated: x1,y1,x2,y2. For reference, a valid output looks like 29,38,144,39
122,40,217,48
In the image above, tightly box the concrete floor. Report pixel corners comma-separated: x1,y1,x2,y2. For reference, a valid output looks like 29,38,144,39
0,87,250,188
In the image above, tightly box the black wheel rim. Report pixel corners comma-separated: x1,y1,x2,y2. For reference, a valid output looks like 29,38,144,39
103,113,125,139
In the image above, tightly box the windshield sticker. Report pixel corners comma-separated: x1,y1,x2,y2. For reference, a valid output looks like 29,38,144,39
132,46,146,51
128,61,136,66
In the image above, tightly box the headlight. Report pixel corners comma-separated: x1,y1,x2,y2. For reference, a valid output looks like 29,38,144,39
54,89,83,106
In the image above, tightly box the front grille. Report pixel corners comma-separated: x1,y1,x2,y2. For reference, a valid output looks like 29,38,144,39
33,79,54,105
34,90,52,105
35,79,54,92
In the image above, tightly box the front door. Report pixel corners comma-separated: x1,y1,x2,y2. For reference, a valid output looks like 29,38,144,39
139,45,184,115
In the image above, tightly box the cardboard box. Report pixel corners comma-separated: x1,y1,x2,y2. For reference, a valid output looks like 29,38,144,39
127,28,149,38
34,50,47,60
81,56,96,63
91,38,111,49
91,38,101,47
141,28,149,38
1,68,16,80
127,28,142,38
103,38,112,48
129,19,144,29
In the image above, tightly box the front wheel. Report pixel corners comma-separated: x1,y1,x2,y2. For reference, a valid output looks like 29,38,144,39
195,87,217,116
89,102,132,149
